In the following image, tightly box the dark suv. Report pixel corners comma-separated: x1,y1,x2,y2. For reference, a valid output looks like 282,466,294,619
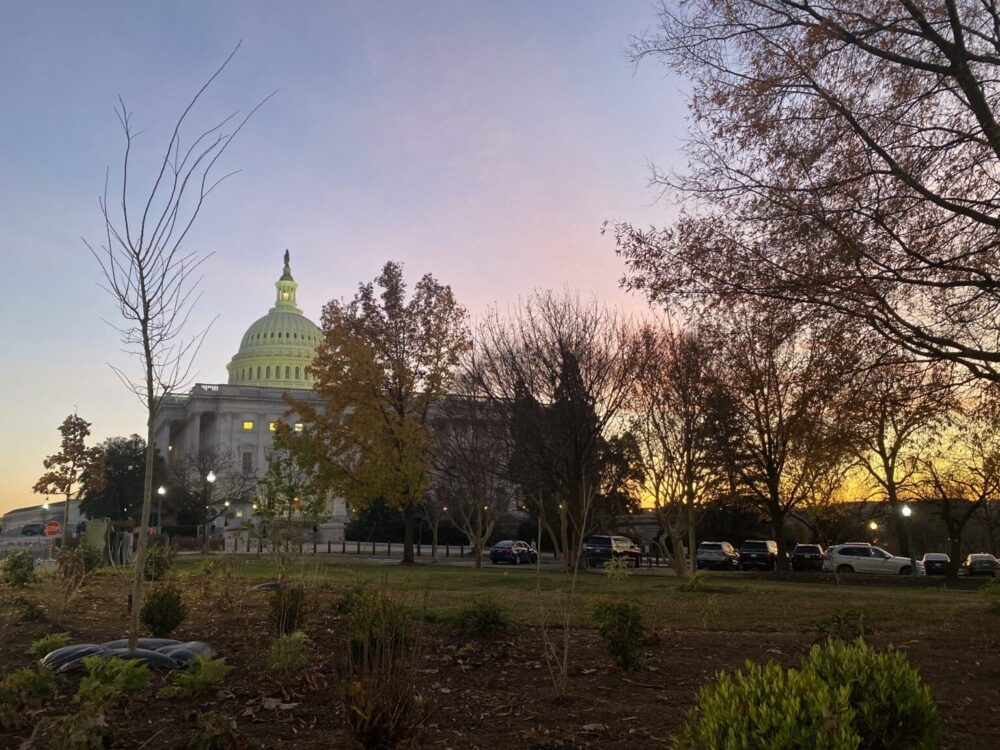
584,535,642,568
790,543,824,572
739,540,779,571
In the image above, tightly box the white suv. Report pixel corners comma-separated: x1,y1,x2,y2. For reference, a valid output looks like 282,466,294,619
823,543,925,575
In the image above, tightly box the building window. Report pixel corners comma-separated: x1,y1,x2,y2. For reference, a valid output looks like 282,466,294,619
269,422,278,432
242,452,253,474
266,366,271,379
256,366,261,379
285,366,290,379
295,366,300,379
294,423,304,433
243,421,254,431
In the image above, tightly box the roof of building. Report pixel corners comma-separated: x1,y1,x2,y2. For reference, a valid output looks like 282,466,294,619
226,252,322,390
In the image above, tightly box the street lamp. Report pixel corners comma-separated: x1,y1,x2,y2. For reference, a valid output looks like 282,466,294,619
204,471,216,552
156,486,166,535
901,504,917,575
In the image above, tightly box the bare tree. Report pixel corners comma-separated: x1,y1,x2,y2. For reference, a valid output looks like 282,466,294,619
87,43,269,647
470,292,646,572
630,322,722,576
430,390,512,568
615,1,1000,382
706,301,854,567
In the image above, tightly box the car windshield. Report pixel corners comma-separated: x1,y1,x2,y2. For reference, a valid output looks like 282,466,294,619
699,543,722,550
795,545,821,553
741,541,768,550
494,541,515,548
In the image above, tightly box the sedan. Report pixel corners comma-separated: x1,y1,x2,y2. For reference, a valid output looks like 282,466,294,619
962,553,1000,576
920,553,950,576
489,540,536,565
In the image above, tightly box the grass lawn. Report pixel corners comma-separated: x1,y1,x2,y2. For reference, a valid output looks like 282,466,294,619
173,553,986,636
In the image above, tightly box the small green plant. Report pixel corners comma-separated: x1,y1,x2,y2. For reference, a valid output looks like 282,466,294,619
160,656,234,698
58,545,103,592
144,540,176,581
676,572,703,592
1,549,36,587
805,638,941,749
0,666,58,729
140,582,187,637
30,709,109,749
30,631,72,657
673,660,859,749
76,655,151,707
267,631,310,682
187,710,250,750
592,600,645,671
812,607,874,644
332,582,367,616
269,583,306,635
603,555,630,582
344,591,426,749
672,639,941,750
978,577,1000,612
452,595,512,636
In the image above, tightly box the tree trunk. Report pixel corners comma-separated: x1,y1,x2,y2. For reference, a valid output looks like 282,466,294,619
62,491,72,548
128,410,156,650
686,503,697,577
473,538,483,569
402,504,415,564
431,520,439,563
772,513,788,571
947,534,962,580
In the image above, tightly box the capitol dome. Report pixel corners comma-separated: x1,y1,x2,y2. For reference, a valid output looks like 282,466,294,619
226,251,322,390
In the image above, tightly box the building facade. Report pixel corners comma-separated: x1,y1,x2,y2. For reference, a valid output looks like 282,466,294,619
152,252,347,541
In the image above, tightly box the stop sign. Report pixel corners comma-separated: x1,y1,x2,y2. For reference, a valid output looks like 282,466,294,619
44,520,61,537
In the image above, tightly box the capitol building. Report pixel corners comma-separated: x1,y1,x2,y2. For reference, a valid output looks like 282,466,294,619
152,252,348,541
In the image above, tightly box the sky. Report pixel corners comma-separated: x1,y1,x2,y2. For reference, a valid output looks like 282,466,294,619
0,0,688,515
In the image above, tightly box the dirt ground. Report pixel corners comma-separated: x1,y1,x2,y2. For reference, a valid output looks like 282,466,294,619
1,572,998,749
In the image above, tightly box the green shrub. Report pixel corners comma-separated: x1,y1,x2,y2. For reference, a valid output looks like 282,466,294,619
31,710,108,749
805,638,941,749
144,540,176,581
58,545,103,590
348,591,410,667
187,710,250,750
673,660,859,750
160,656,234,698
267,631,310,682
269,584,306,635
0,666,58,729
812,607,874,644
30,631,72,657
452,595,512,636
1,549,36,587
140,582,187,637
676,572,703,592
76,655,151,707
673,639,941,750
603,555,630,582
592,600,645,671
332,583,367,616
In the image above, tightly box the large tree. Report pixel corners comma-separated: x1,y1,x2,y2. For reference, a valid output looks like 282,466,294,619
470,292,646,572
615,1,1000,382
631,323,723,576
87,45,267,648
79,435,165,524
287,261,469,564
707,302,854,566
34,414,103,545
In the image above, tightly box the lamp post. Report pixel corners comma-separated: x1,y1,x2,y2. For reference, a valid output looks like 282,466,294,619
204,470,216,553
156,486,166,535
901,504,917,575
869,520,878,545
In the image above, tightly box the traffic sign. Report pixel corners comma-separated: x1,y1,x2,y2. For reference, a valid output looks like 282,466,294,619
44,520,62,537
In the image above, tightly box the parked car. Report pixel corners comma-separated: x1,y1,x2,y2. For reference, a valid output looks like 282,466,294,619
489,540,537,565
739,540,779,571
791,543,824,572
583,535,642,568
19,523,44,536
920,553,950,576
962,553,1000,576
823,543,925,575
696,541,740,571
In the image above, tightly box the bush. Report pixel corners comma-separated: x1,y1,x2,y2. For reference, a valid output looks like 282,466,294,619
140,582,187,637
267,631,310,682
30,632,72,658
269,584,306,635
144,540,176,581
979,577,1000,612
0,666,58,729
160,656,234,698
592,600,645,671
805,639,941,749
452,595,512,636
812,608,874,644
344,591,426,749
1,550,36,587
603,555,630,582
76,655,151,707
187,711,251,750
58,545,102,590
331,583,367,616
673,639,940,750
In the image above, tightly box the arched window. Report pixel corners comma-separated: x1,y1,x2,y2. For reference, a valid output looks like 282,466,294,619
285,366,290,379
266,366,271,379
295,366,300,379
256,366,261,379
